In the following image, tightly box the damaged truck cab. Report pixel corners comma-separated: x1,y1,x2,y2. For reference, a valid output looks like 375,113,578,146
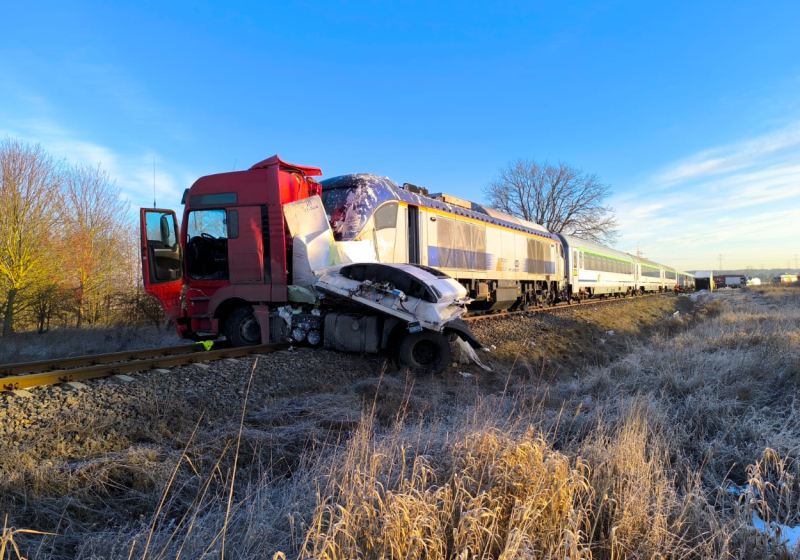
140,155,480,374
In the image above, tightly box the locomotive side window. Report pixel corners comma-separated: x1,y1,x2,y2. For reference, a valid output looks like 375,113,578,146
374,202,398,230
374,202,398,262
186,209,230,280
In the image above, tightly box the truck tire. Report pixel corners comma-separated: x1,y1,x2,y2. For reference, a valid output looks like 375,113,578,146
225,306,261,346
398,331,451,375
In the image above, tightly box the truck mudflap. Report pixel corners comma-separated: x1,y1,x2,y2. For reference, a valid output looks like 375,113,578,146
444,318,483,349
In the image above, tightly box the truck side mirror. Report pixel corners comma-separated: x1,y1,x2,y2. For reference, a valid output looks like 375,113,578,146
160,215,171,244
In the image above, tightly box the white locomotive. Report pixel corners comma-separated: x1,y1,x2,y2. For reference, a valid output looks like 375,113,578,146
320,174,694,309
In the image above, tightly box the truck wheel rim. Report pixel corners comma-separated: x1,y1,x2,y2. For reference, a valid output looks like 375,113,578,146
240,316,261,343
412,340,439,366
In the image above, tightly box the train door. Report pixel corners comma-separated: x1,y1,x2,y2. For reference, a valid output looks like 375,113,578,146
408,205,420,264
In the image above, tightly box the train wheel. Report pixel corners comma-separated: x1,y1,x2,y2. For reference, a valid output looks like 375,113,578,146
398,331,451,375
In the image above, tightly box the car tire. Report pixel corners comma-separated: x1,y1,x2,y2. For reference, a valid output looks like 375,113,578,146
225,306,262,347
398,331,451,375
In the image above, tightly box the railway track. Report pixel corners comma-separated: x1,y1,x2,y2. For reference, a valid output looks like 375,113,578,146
1,292,673,392
463,291,670,322
0,342,288,393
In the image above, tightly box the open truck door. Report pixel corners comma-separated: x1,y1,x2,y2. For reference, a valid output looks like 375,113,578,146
141,209,183,321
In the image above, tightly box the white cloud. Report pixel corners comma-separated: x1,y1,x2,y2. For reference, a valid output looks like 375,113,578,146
654,124,800,185
1,117,191,214
614,122,800,270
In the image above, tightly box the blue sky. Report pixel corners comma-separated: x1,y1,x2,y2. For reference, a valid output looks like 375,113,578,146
1,1,799,271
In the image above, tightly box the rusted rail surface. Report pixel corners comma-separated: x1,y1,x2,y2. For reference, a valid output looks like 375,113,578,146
0,343,288,392
0,343,219,377
463,292,668,322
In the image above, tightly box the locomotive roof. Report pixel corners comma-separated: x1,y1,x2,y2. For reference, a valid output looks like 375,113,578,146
320,173,558,241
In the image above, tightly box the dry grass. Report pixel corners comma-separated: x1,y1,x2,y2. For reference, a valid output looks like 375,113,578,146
0,324,183,364
5,289,800,559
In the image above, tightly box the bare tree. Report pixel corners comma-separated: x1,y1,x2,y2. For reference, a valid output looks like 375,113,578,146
0,138,63,336
484,159,618,245
62,164,131,327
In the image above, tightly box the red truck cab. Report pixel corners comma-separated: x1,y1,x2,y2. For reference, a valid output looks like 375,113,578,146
140,155,322,344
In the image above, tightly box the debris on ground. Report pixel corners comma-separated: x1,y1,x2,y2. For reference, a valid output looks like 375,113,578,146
453,338,492,371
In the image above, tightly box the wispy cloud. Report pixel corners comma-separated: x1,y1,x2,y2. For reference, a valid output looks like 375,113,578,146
654,123,800,185
1,116,193,213
615,122,800,270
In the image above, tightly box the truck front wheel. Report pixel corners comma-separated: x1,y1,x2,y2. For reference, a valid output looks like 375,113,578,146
398,331,451,375
225,306,261,346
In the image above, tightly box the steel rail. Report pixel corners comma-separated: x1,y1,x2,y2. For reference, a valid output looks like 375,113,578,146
463,292,669,322
0,343,221,377
0,342,288,392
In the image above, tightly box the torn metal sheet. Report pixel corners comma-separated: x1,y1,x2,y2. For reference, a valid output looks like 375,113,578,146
314,262,470,332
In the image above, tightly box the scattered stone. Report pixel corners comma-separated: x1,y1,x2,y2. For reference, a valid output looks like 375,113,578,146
66,382,89,390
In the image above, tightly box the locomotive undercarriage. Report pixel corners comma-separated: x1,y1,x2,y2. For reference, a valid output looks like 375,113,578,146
460,279,565,312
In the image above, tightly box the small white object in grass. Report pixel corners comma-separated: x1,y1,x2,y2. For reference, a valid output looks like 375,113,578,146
672,311,680,319
458,371,473,379
454,338,492,371
598,338,606,344
752,511,800,551
606,330,614,335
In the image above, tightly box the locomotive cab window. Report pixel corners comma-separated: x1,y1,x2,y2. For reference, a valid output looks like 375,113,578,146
186,209,232,280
